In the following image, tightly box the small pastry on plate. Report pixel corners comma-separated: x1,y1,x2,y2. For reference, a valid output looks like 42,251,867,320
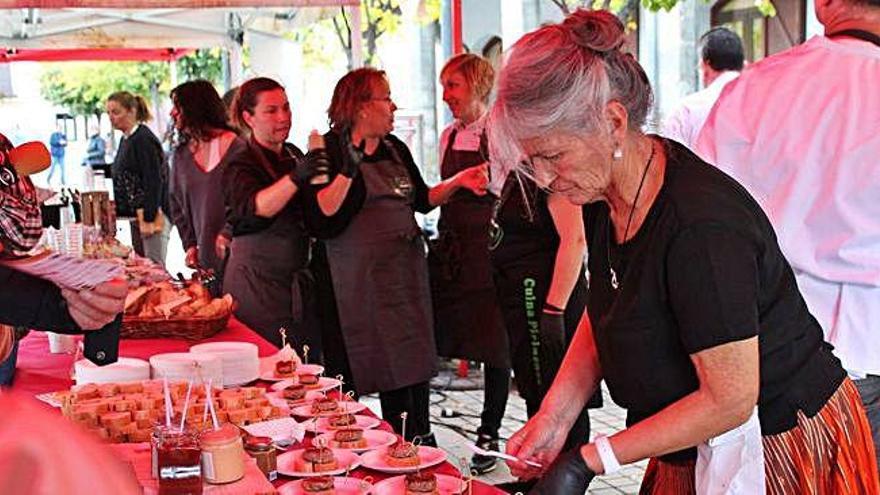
386,439,420,468
333,428,367,449
311,396,339,415
328,413,356,428
299,373,320,389
405,470,439,494
301,475,336,494
297,446,338,473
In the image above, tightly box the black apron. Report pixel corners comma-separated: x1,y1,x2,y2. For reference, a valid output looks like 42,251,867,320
324,141,437,395
429,128,509,368
223,142,320,351
490,172,597,448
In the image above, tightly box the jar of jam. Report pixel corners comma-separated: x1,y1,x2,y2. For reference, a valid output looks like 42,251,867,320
244,436,277,481
154,426,203,495
200,423,245,484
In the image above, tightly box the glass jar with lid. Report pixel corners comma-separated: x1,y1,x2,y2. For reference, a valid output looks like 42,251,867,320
244,435,277,481
199,423,245,484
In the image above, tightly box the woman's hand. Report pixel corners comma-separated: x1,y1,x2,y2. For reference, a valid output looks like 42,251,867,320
456,163,489,195
506,410,570,480
214,235,231,262
184,247,199,268
61,279,127,331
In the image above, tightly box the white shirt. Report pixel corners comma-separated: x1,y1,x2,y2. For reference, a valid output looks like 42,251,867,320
663,70,739,150
695,35,880,376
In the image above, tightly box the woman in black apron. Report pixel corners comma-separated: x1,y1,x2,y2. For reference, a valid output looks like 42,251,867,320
431,54,510,474
489,166,597,462
222,77,324,350
303,68,487,442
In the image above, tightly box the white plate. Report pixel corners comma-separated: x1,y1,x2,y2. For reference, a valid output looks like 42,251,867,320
278,476,372,495
291,400,367,418
315,429,398,453
359,445,448,473
259,364,326,382
277,448,362,478
270,377,342,393
315,415,382,433
372,474,467,495
242,417,304,444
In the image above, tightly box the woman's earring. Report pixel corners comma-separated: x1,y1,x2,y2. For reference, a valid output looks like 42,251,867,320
612,147,623,160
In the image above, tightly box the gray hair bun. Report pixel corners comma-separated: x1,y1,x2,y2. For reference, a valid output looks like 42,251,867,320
563,9,626,54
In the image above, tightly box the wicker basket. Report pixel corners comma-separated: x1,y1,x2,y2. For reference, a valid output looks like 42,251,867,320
121,308,232,341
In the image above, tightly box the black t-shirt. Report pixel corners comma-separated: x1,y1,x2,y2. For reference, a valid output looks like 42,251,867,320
583,138,845,461
222,140,305,237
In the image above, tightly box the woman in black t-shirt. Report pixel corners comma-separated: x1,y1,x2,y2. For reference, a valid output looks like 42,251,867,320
488,10,879,495
221,77,324,350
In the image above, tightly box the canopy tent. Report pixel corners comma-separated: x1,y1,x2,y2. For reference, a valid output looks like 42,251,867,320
0,0,362,67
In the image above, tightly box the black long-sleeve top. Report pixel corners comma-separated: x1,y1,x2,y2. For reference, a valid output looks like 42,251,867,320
0,265,120,365
111,125,169,222
302,131,432,239
222,139,306,237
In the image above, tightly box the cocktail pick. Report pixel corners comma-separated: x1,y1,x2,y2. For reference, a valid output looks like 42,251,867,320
163,376,172,428
336,374,345,398
302,345,310,365
401,412,408,442
279,327,288,349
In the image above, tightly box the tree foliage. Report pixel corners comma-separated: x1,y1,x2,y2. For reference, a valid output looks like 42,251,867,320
295,0,441,69
176,48,225,86
40,61,168,117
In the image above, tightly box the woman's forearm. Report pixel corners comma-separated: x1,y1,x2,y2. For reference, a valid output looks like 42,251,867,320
428,174,462,206
254,176,297,218
584,337,759,471
317,175,353,216
546,195,587,308
540,313,602,425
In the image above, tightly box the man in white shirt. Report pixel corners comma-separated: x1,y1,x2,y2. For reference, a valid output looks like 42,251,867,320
695,0,880,470
663,27,743,150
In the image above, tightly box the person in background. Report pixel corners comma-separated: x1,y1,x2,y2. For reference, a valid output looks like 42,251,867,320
47,122,67,186
696,0,880,472
168,80,243,290
663,27,743,150
490,9,877,493
430,54,509,474
81,123,108,187
222,77,323,350
106,91,170,266
304,68,487,442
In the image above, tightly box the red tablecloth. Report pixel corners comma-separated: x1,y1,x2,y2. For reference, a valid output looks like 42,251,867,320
11,321,505,494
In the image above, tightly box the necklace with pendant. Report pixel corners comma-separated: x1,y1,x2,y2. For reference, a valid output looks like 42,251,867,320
608,140,657,290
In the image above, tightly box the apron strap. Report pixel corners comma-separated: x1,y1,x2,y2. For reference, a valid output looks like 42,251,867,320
828,29,880,47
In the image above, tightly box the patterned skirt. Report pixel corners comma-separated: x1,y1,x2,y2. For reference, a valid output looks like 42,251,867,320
639,378,879,494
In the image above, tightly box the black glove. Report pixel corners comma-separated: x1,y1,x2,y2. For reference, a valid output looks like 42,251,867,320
290,149,330,187
529,448,596,495
339,128,364,179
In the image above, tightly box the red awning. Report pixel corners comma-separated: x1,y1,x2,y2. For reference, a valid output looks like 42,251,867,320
0,47,192,62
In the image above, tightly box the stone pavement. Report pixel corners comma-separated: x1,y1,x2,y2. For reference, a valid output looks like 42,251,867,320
362,366,647,494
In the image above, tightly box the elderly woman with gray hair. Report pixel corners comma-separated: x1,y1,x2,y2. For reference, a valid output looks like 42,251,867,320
491,9,879,495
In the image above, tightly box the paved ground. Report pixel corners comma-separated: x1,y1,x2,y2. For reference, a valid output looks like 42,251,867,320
362,366,647,494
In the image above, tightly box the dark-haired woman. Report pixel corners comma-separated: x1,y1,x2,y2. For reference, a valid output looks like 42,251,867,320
221,77,323,349
106,91,170,265
304,68,487,441
491,9,879,494
168,80,243,291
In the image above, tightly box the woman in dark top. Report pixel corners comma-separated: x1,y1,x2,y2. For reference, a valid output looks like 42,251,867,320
304,68,487,442
221,77,323,349
106,91,170,266
168,80,244,291
490,10,879,494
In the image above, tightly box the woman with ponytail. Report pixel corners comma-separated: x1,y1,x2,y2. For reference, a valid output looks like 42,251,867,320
106,91,170,265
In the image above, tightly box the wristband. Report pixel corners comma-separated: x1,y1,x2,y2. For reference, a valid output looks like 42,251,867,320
543,302,564,313
593,435,622,474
